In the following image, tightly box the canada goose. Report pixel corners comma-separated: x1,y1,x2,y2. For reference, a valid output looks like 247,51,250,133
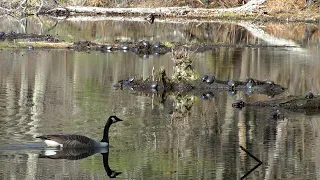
36,116,123,148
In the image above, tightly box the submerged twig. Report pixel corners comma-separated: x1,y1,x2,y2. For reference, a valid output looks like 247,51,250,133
240,145,262,179
241,161,262,179
240,145,262,163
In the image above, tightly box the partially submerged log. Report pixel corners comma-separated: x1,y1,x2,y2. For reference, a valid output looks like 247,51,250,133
0,33,171,56
114,69,286,97
0,32,60,42
232,92,320,113
1,32,297,56
67,40,171,56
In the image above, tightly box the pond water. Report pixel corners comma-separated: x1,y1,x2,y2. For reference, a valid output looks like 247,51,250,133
0,16,320,179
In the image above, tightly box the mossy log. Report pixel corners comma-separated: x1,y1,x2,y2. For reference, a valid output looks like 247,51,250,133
232,92,320,113
0,32,299,54
114,70,286,97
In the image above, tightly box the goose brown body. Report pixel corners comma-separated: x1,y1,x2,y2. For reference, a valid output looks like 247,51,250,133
37,116,123,148
37,134,103,148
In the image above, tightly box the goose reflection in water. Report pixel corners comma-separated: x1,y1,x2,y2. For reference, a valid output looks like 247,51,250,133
38,148,122,178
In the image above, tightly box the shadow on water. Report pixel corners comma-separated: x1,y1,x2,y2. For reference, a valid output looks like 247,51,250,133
38,148,122,178
0,144,121,178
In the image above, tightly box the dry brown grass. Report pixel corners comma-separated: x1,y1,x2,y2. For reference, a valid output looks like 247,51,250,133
76,0,242,8
83,0,108,7
265,0,307,13
264,23,320,41
264,0,320,21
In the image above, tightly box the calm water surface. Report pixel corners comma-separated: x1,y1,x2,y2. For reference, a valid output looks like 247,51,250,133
0,17,320,179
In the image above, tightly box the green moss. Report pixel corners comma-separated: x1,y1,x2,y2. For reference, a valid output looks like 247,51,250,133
162,41,174,48
0,41,69,49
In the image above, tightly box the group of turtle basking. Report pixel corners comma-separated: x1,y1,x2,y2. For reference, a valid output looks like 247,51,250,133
71,40,171,57
0,31,171,58
114,71,284,96
115,70,320,119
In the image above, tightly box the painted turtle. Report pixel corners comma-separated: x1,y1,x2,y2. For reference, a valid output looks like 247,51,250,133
206,76,215,84
201,74,208,82
267,110,284,120
142,41,150,48
153,41,161,48
228,90,237,96
121,45,129,50
246,77,255,89
228,80,236,90
106,45,113,50
232,100,245,109
128,77,135,83
265,80,275,87
206,92,214,99
151,82,158,89
305,91,314,99
0,32,5,38
201,94,209,100
27,45,34,50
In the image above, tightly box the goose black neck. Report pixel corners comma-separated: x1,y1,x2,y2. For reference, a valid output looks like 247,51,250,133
101,118,113,143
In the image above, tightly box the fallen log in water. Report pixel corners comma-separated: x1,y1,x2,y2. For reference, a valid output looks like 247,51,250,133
0,32,60,42
114,69,286,97
0,32,296,56
232,92,320,115
45,4,266,17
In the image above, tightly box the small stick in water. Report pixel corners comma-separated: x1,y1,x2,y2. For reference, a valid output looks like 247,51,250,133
240,146,262,179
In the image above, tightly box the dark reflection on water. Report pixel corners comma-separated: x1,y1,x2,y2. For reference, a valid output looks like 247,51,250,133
0,19,320,179
38,148,122,178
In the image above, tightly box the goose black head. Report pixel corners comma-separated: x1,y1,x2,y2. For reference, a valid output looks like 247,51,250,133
109,116,123,124
102,116,123,143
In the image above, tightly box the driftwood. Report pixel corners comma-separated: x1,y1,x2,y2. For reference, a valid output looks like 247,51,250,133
232,92,320,114
0,0,267,17
40,0,268,17
46,3,266,17
1,0,318,22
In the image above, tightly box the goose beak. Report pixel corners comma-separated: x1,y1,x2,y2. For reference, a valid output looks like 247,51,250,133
115,117,123,122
